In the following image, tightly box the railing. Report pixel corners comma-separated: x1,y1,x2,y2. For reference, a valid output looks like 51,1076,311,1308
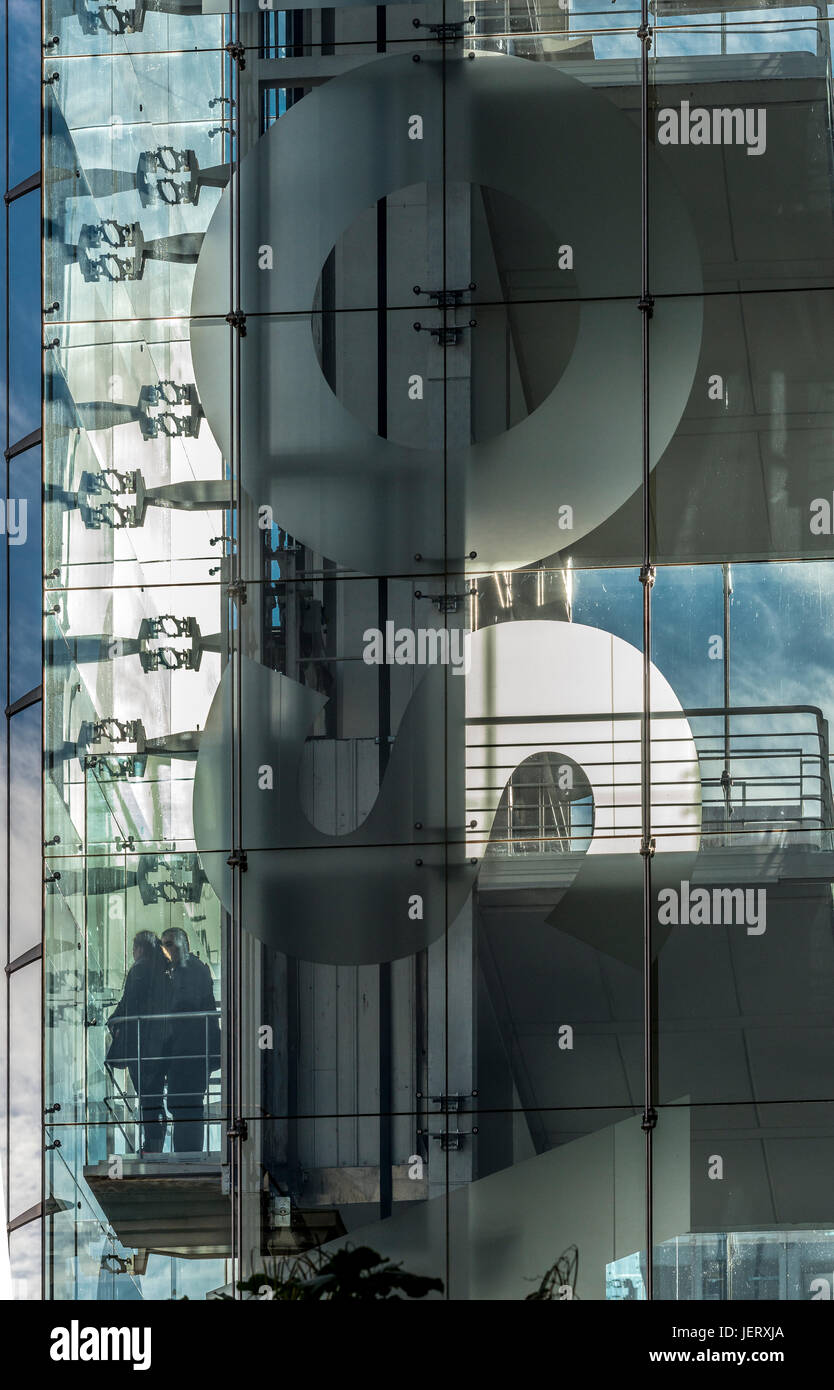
687,706,833,848
472,0,828,63
473,704,833,854
102,1008,222,1159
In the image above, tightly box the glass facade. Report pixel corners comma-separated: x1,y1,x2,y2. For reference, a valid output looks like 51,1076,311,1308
3,0,44,1303
13,0,834,1302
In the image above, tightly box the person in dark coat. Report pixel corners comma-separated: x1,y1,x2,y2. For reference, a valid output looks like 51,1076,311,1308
106,930,169,1153
160,927,221,1153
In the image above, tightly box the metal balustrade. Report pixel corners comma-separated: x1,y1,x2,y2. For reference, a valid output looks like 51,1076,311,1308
102,1008,222,1160
472,704,833,853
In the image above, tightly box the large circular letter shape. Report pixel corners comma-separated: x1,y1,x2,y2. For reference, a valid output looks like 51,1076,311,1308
465,621,701,857
192,622,700,964
191,52,703,576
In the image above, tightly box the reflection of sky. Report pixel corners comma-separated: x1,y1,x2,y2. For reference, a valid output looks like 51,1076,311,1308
574,562,834,729
6,0,40,188
8,1220,39,1300
574,563,834,829
574,566,724,708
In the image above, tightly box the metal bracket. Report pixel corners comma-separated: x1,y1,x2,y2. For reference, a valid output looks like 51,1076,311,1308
637,22,653,45
225,40,247,69
227,577,247,605
413,283,476,307
414,590,462,614
78,220,145,284
427,1130,464,1150
640,836,656,858
639,563,656,588
137,147,202,208
227,849,248,872
99,468,139,496
227,1118,249,1140
83,755,137,777
269,1194,292,1229
428,1093,467,1111
412,17,475,41
79,716,148,779
81,716,146,749
76,1,149,36
138,614,203,673
137,854,206,907
413,319,476,346
637,294,655,317
641,1107,658,1132
225,309,247,336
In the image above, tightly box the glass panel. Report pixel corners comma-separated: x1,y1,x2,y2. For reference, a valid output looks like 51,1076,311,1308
9,1219,41,1301
44,1112,227,1299
650,17,834,297
45,872,85,1129
10,705,43,961
44,320,229,589
8,0,41,187
9,449,42,703
469,569,646,1127
9,964,42,1219
43,50,230,326
449,31,643,302
237,848,449,1137
8,194,41,444
44,575,225,865
229,40,447,317
43,1,224,59
33,0,834,1307
474,0,641,48
652,288,834,564
231,1115,443,1298
234,310,452,580
656,560,834,1114
88,849,222,1145
228,575,462,851
244,3,450,72
651,1101,834,1300
42,4,231,1300
448,1107,656,1299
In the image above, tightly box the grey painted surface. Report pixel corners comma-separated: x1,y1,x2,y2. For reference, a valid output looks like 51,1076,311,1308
328,1104,690,1299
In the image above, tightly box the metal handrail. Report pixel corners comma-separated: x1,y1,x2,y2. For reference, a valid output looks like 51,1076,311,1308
105,1008,220,1064
104,1008,221,1155
472,703,834,852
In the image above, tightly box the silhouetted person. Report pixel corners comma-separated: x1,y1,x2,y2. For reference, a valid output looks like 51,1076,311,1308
161,928,220,1153
106,931,169,1153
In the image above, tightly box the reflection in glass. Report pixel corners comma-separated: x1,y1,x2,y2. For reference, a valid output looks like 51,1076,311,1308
34,0,834,1304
